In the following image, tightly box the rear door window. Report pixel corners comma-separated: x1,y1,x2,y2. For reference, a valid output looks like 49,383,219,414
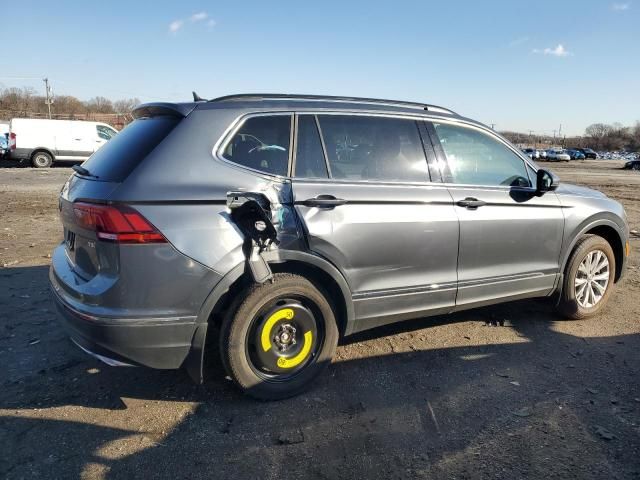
316,115,430,183
222,115,292,176
294,115,328,179
80,115,179,182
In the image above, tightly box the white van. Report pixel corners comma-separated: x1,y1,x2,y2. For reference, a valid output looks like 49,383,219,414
8,118,118,167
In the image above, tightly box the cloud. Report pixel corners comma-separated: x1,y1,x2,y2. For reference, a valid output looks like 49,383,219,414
532,44,572,57
190,12,208,22
612,2,630,10
168,19,184,33
508,36,529,47
168,12,215,34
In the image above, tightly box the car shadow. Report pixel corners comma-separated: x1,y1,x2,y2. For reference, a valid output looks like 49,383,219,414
1,265,639,478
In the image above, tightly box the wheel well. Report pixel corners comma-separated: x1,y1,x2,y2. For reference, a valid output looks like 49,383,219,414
584,225,624,282
269,261,348,336
207,261,348,337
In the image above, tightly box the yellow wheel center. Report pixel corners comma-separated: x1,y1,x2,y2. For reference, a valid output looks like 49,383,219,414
276,331,313,369
259,308,314,369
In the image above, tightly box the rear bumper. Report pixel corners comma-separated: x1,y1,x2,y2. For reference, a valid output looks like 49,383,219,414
8,148,32,161
50,267,198,369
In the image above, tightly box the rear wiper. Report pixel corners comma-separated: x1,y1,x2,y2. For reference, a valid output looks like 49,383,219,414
72,164,99,179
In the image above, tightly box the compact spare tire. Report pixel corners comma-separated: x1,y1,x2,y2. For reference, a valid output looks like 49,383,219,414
220,273,338,400
558,234,616,319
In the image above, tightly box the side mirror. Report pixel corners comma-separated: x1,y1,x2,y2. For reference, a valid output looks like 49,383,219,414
536,168,560,193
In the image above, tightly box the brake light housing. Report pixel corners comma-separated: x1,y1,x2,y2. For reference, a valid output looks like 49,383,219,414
9,132,16,150
72,202,166,244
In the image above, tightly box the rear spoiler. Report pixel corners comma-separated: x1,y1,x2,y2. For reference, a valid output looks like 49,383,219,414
132,102,198,119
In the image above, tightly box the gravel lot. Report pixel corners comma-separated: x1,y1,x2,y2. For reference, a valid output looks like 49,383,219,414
1,160,639,479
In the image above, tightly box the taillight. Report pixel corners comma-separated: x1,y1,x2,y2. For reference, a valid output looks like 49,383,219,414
72,202,166,244
9,132,16,150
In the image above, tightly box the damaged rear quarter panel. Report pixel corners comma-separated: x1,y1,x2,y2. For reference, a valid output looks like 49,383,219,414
110,108,304,274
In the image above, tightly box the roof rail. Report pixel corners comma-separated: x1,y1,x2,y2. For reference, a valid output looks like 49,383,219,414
208,93,457,115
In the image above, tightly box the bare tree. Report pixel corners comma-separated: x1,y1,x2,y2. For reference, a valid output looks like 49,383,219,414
585,123,613,150
85,96,114,114
113,98,140,114
54,95,85,116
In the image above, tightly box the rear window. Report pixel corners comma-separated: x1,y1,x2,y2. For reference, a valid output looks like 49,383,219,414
80,116,180,182
222,115,292,176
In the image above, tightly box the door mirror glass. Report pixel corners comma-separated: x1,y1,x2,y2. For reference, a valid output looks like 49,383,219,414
536,168,559,193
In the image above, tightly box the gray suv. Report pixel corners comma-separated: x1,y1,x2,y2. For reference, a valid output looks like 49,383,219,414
50,94,629,399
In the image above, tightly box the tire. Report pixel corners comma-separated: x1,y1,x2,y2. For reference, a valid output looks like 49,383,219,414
220,273,338,400
558,234,616,320
632,164,640,171
31,151,53,168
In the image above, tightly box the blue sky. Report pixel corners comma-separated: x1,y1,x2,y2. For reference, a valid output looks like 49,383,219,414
1,0,638,135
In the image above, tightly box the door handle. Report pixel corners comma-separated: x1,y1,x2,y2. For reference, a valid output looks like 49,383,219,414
456,197,486,209
301,195,347,208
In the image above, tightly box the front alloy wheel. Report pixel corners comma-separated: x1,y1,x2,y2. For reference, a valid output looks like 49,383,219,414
574,250,610,308
559,234,616,319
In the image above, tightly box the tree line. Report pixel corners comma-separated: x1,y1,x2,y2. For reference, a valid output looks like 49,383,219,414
0,86,140,119
2,86,638,152
502,121,640,152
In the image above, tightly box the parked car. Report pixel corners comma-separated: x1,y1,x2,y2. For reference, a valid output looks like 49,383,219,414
566,149,586,160
598,151,637,161
522,148,539,159
546,149,571,161
0,135,8,158
49,93,629,400
574,148,598,159
537,149,547,160
623,159,640,170
8,118,118,167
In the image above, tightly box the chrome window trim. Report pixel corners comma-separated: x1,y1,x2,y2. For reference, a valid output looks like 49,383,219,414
212,110,538,187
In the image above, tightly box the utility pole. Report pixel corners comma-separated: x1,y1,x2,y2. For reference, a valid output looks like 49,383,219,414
43,77,53,119
490,123,496,130
528,129,534,148
558,123,562,139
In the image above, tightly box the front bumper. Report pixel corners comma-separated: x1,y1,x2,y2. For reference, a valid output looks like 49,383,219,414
50,267,198,369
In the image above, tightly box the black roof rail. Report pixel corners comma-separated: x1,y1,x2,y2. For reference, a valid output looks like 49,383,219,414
208,93,457,115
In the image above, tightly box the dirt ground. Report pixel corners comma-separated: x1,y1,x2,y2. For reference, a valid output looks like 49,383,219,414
1,160,639,479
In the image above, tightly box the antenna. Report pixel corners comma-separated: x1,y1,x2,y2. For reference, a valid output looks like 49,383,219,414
192,91,207,102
